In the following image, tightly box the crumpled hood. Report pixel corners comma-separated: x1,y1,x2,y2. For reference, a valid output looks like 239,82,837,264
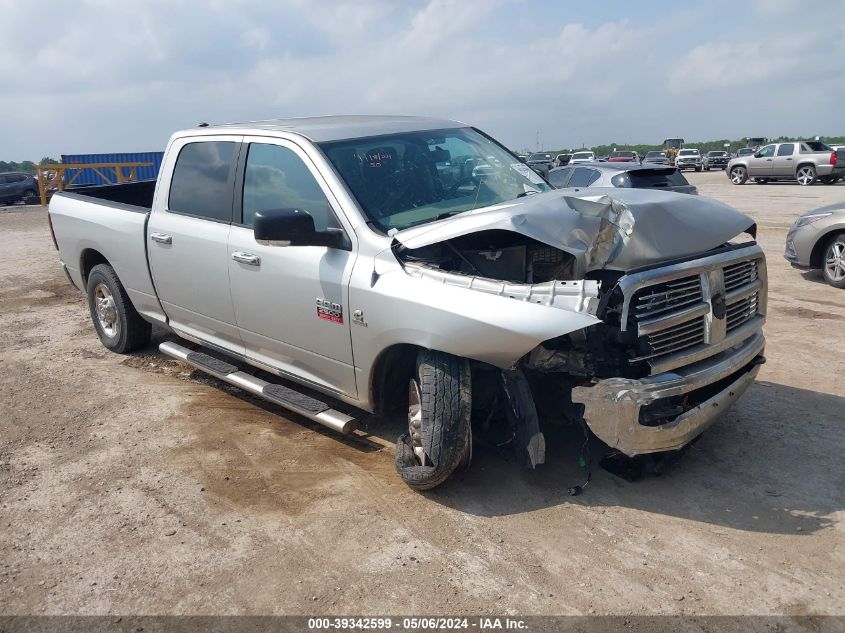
393,187,756,274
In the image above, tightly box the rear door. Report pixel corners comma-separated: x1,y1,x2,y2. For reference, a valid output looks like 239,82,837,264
147,135,245,354
772,143,796,177
748,144,775,177
227,137,358,397
0,175,9,202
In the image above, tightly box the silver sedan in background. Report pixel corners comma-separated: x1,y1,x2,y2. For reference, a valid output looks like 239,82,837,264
548,161,698,194
785,203,845,288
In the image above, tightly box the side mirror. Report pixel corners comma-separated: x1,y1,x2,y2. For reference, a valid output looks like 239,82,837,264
253,208,350,250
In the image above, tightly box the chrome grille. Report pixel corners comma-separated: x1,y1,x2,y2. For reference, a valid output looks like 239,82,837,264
633,275,703,320
723,259,758,292
619,246,767,374
635,316,706,362
727,292,759,331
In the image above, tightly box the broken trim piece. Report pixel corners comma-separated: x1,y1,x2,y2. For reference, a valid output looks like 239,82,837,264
403,262,600,315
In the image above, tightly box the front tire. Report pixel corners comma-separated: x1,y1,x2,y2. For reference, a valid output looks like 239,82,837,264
796,165,816,186
729,166,748,185
822,232,845,289
86,264,151,353
395,349,472,491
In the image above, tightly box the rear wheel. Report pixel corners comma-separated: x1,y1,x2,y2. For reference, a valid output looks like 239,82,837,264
22,189,36,202
796,165,816,186
822,232,845,289
819,175,837,185
394,349,472,491
729,166,747,185
86,264,151,353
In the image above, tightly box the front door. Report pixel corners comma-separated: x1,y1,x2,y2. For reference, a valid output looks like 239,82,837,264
748,144,775,177
147,136,245,354
772,143,796,177
227,138,357,398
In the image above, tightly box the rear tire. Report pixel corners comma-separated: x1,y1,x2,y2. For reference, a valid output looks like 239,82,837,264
729,166,747,185
822,232,845,289
796,165,816,186
86,264,151,353
22,189,36,202
819,175,837,185
395,349,472,491
695,166,702,172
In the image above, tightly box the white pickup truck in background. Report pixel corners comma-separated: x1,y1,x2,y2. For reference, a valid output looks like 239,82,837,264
48,115,768,490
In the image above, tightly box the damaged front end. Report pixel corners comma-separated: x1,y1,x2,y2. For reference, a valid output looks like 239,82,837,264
392,188,766,463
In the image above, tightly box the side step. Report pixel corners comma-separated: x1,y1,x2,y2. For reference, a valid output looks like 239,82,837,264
159,341,356,434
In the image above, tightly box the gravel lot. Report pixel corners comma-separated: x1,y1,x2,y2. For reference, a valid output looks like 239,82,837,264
1,171,843,616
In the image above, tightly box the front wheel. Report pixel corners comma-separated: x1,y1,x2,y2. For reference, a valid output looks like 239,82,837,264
86,264,151,353
796,165,816,186
695,166,702,172
822,232,845,289
395,349,472,491
729,166,748,185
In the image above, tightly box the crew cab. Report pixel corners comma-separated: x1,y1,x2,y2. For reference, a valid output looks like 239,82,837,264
727,141,845,185
50,116,768,491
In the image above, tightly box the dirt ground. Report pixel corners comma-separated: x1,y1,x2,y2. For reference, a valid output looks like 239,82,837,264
0,172,843,616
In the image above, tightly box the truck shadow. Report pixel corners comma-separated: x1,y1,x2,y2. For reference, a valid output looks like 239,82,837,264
138,328,841,536
423,381,844,536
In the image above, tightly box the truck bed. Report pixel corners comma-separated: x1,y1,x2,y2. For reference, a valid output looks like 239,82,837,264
62,180,156,210
49,180,166,324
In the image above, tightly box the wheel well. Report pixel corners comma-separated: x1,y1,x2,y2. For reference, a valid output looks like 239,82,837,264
810,230,845,268
796,162,816,172
80,249,110,286
369,344,422,415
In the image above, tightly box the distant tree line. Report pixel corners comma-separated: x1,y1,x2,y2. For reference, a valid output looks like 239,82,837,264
0,158,60,174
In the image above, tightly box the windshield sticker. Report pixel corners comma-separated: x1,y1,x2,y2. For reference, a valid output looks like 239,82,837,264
511,163,545,184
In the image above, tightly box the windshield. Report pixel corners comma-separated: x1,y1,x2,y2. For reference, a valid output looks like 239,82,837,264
528,153,553,161
646,152,666,158
611,151,635,158
678,150,698,156
572,152,593,159
320,127,551,232
664,139,683,149
708,151,727,156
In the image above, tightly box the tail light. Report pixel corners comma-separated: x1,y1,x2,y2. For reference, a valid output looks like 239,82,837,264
47,212,59,250
830,152,837,166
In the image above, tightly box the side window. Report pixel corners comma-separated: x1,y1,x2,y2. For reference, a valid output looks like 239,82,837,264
755,145,775,158
7,174,25,183
242,143,336,231
776,144,794,157
168,141,237,221
548,168,572,187
568,168,600,187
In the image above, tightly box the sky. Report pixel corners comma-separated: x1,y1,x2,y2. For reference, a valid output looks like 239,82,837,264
1,0,843,159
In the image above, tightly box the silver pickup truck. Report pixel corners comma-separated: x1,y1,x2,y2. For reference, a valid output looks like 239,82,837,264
727,141,845,185
49,116,768,490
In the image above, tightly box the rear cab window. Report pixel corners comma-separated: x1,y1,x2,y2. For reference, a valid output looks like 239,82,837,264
168,141,238,221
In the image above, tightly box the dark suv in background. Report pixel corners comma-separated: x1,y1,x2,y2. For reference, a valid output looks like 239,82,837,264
0,172,38,204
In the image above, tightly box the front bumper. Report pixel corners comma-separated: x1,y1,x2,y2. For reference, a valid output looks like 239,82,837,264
572,331,764,456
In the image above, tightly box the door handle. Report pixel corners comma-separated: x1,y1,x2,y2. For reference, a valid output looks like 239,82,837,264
766,159,773,162
232,252,261,266
786,158,793,161
150,233,172,244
